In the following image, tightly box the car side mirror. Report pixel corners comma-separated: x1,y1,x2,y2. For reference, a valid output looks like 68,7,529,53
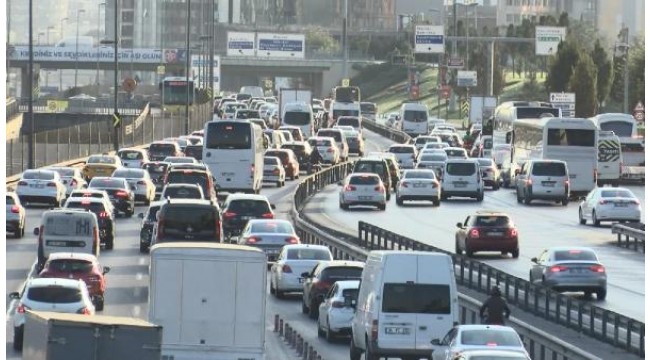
271,204,276,210
456,222,463,229
102,266,111,275
138,213,145,219
8,292,20,300
33,227,40,236
531,257,538,263
430,339,442,346
300,272,310,278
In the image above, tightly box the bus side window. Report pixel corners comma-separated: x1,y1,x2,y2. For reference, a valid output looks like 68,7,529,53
505,131,512,144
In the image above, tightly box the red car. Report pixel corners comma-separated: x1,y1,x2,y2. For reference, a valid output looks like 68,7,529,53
265,149,300,180
38,252,110,311
455,211,519,258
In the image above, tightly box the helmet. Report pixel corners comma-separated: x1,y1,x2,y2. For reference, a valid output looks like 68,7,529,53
491,286,501,296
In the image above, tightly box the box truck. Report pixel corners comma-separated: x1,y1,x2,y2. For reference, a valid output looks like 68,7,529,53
22,310,162,360
149,242,267,360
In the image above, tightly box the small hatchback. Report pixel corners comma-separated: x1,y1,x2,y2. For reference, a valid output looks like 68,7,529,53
352,157,392,200
117,148,149,168
515,160,570,206
263,156,286,187
238,219,300,263
221,193,276,239
339,173,387,211
317,280,360,342
301,260,365,319
455,212,519,258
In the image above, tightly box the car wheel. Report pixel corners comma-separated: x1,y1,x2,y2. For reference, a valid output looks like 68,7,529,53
276,180,282,188
493,183,500,191
350,338,362,360
578,208,586,225
13,326,23,351
440,193,447,201
317,322,325,337
139,243,148,253
302,299,309,314
561,197,569,206
477,193,484,202
432,198,440,207
592,210,600,227
144,197,151,206
309,300,319,319
466,248,474,257
516,188,523,203
325,319,335,343
342,203,350,210
365,338,380,360
396,197,403,206
105,234,114,250
524,190,532,205
611,181,619,187
126,208,134,218
386,192,391,201
378,204,386,211
512,248,519,258
596,288,607,300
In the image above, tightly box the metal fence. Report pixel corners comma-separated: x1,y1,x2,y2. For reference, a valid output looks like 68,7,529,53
6,102,212,177
16,97,148,115
611,223,645,253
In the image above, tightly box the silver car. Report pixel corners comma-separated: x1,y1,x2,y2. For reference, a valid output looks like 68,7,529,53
111,168,156,204
416,152,447,175
6,192,26,238
477,158,500,190
238,219,300,263
48,167,87,196
431,325,528,360
339,173,387,211
269,244,333,297
529,247,607,300
578,187,642,226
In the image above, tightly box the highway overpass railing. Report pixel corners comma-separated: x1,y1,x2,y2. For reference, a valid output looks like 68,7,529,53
289,164,608,360
16,97,148,115
6,102,212,177
6,97,19,120
611,223,645,253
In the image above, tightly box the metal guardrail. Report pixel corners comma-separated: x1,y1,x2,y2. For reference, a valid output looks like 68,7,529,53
7,97,19,120
16,97,148,115
362,118,411,144
612,223,645,253
289,165,604,360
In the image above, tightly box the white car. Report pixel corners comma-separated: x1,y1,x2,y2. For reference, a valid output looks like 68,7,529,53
263,156,286,187
6,192,26,238
422,142,448,151
431,325,528,360
163,156,197,164
9,277,96,350
395,169,441,206
492,144,512,169
339,173,387,211
308,137,340,164
432,124,457,133
578,187,642,226
16,169,67,206
388,144,418,169
444,147,469,159
67,188,115,214
453,349,531,360
317,280,360,342
117,148,150,168
416,152,447,174
269,244,333,297
48,166,87,196
111,168,156,204
179,135,203,145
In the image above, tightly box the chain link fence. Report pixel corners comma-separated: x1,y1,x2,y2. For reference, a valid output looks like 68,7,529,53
6,102,212,177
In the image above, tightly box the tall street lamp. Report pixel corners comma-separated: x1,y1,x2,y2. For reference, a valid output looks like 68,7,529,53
100,0,119,151
74,9,86,89
45,26,55,87
185,0,192,134
28,0,35,168
96,2,106,85
59,17,69,92
199,35,213,90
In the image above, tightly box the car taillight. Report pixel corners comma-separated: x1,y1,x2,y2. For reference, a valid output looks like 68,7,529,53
47,182,57,187
18,181,27,186
246,236,260,244
11,205,20,213
469,228,480,238
331,300,345,308
223,211,237,218
115,191,128,197
77,307,92,315
509,228,518,237
374,186,385,193
371,320,378,341
599,199,611,205
631,199,640,205
17,304,30,314
549,265,568,273
262,212,274,219
526,178,532,186
137,181,146,185
345,185,356,192
282,264,293,273
590,265,605,273
285,236,300,244
565,180,570,187
99,211,109,218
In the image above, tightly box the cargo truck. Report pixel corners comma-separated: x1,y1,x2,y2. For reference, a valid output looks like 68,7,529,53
22,310,162,360
149,242,267,360
279,88,313,120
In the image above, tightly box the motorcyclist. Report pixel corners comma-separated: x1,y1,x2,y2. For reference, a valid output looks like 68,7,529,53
480,286,510,325
309,148,323,165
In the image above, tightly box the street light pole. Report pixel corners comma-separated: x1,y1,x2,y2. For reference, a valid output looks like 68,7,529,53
113,0,120,150
342,0,349,80
74,9,86,89
59,17,68,92
96,2,106,86
28,0,35,169
185,0,191,134
45,26,55,87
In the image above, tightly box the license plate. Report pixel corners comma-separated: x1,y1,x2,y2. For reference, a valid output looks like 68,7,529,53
614,203,628,207
385,327,410,335
266,249,279,254
222,172,235,176
413,183,426,188
542,182,555,187
487,232,503,237
30,184,44,188
453,182,467,188
241,216,253,220
359,196,372,200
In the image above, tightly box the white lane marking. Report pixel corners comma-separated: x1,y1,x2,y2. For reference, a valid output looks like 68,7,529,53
139,257,146,265
132,306,141,317
7,260,37,319
136,273,143,281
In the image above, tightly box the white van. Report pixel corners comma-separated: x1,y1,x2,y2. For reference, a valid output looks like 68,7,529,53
350,251,458,360
400,103,429,137
440,159,484,201
35,209,100,271
282,102,314,139
336,116,362,136
597,130,622,187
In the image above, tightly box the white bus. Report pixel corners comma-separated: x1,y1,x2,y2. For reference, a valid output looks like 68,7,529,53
512,117,598,195
202,120,264,194
399,102,429,136
493,101,561,145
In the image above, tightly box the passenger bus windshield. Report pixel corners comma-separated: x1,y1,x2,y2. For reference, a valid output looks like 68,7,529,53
515,107,560,119
205,122,252,149
547,129,595,147
600,121,634,137
284,112,311,125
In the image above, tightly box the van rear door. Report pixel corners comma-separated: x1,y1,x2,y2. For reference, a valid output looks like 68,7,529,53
378,255,417,350
415,255,454,350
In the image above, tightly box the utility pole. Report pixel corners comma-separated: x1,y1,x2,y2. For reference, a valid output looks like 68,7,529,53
342,0,349,80
113,0,120,150
209,0,215,99
185,0,191,134
28,0,35,169
74,9,86,89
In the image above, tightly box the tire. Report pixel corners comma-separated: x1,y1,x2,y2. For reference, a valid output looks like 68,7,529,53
302,300,309,314
365,338,380,360
378,204,386,211
561,198,569,206
524,190,532,205
13,326,23,351
466,248,474,257
309,300,319,319
269,280,276,295
105,234,114,250
350,338,362,360
512,248,519,258
592,211,600,227
611,181,619,188
432,198,440,207
516,188,523,204
596,288,607,300
276,181,282,188
396,197,404,206
17,224,25,239
275,288,285,299
317,323,325,338
341,203,349,210
440,193,448,201
477,193,484,202
126,208,134,218
95,297,105,311
579,208,586,225
325,320,335,342
139,243,148,253
493,183,500,191
386,192,391,201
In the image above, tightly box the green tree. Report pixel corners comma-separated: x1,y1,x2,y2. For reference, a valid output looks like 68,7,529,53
569,53,598,117
558,12,570,27
505,24,517,77
627,36,645,112
590,40,613,109
305,27,340,55
545,39,579,92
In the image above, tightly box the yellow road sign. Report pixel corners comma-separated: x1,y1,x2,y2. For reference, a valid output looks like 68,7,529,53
461,100,469,117
112,113,121,128
157,65,165,75
46,100,69,113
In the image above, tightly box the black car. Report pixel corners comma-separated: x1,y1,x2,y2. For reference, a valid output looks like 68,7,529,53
183,144,203,161
137,201,163,253
281,142,313,168
153,199,223,245
301,260,365,319
64,198,116,249
87,177,135,216
221,194,276,240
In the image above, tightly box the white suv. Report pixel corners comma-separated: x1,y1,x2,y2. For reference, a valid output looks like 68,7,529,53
9,278,95,350
15,169,67,207
440,159,484,202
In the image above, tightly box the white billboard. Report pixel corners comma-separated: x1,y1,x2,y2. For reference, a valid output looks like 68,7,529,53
414,25,445,54
257,33,305,59
535,26,567,55
227,32,256,56
191,55,221,92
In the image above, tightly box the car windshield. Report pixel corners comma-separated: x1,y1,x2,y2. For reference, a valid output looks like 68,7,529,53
404,171,434,179
228,200,271,215
149,144,176,153
119,151,143,160
337,117,360,127
113,170,145,179
318,131,342,142
312,139,334,147
445,149,466,157
286,248,331,260
65,202,106,215
349,175,380,185
87,156,116,164
554,249,598,261
474,216,510,227
460,329,522,346
382,283,451,314
27,286,83,303
45,215,94,236
23,171,55,180
89,178,125,189
354,162,386,176
600,189,634,198
531,162,566,176
446,163,476,176
46,259,93,273
250,221,294,234
421,154,446,162
264,157,280,165
284,112,311,125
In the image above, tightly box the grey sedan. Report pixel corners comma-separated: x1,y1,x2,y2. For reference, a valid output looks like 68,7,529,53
529,247,607,300
238,219,300,263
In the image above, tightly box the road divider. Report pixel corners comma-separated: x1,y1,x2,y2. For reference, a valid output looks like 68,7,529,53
611,223,645,253
274,314,325,360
